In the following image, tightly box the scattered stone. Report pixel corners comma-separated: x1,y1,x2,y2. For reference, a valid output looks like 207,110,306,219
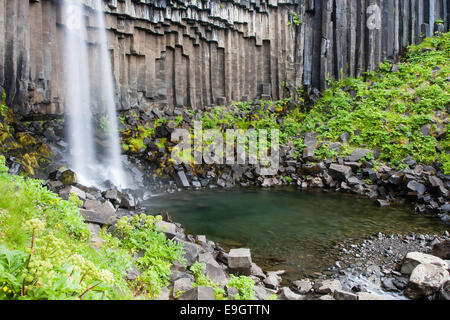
250,263,266,280
333,289,358,300
204,263,228,287
103,189,121,204
80,209,116,226
405,263,449,299
174,170,190,188
253,285,275,300
376,199,390,207
431,240,450,259
226,286,240,300
319,294,334,300
328,164,352,181
228,248,252,275
120,193,136,209
292,279,313,294
156,287,170,300
198,252,221,268
406,180,426,196
313,279,342,294
155,221,178,239
58,169,77,185
125,266,140,281
278,287,303,300
173,278,193,298
178,287,215,300
303,132,318,161
263,273,282,290
173,238,204,267
348,149,370,162
60,186,86,200
401,252,448,274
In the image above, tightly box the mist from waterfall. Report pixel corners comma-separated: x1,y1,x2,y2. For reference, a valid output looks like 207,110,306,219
63,0,126,189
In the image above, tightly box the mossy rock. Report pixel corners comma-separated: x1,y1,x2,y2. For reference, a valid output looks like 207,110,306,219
16,132,37,146
58,169,77,185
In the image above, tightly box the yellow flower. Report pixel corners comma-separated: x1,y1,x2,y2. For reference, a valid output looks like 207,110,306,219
57,224,61,228
3,286,7,292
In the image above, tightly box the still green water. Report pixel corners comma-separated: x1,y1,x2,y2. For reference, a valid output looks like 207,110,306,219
145,188,446,280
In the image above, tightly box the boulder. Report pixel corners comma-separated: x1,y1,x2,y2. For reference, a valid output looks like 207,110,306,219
103,189,121,205
292,279,313,294
401,252,448,274
173,238,204,267
83,200,116,215
348,148,370,162
313,279,342,294
155,221,178,239
80,209,116,226
173,278,193,298
156,287,170,300
405,263,449,299
278,287,304,300
226,286,240,300
60,186,86,201
120,193,136,209
253,285,276,300
178,287,215,300
319,294,334,300
303,132,318,161
58,169,77,185
204,263,228,287
174,170,190,188
333,289,358,300
228,248,252,275
328,164,352,181
198,252,221,268
125,266,140,281
406,180,426,196
250,263,266,280
263,272,282,290
431,240,450,260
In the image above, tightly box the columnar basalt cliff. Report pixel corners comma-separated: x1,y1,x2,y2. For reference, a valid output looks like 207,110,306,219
0,0,448,115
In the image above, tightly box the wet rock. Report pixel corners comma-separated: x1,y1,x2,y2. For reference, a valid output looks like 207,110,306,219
406,180,426,196
313,279,342,294
431,240,450,259
250,263,266,280
58,169,77,185
253,285,275,300
333,289,358,300
263,273,282,290
439,280,450,300
405,263,449,299
328,164,352,181
392,277,408,290
401,252,448,274
376,199,390,207
292,279,313,294
278,287,303,300
103,189,121,205
348,149,370,162
357,292,386,300
173,278,193,298
310,177,324,188
174,170,190,188
120,193,136,209
228,248,252,275
178,287,215,300
381,278,400,292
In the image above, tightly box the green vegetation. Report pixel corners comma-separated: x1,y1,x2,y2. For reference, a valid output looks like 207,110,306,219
0,155,181,300
288,12,302,27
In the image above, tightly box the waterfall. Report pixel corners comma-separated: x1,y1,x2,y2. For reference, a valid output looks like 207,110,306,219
63,0,126,189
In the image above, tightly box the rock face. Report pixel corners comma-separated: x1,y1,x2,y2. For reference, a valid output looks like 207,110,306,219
1,0,447,114
405,263,449,299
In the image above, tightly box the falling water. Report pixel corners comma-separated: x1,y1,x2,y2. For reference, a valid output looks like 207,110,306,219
63,0,126,188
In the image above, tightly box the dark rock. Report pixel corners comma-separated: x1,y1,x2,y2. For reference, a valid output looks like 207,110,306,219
173,278,193,298
178,287,215,300
328,164,352,181
432,240,450,259
58,169,77,185
303,132,318,161
80,209,116,226
120,193,136,209
348,149,370,162
376,199,390,207
174,170,190,188
228,248,252,275
406,180,426,196
173,238,204,267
